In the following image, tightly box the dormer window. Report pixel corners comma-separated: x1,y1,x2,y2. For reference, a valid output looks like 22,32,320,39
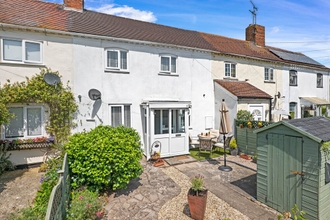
225,62,236,78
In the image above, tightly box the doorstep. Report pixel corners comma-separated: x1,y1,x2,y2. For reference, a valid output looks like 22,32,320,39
164,155,197,166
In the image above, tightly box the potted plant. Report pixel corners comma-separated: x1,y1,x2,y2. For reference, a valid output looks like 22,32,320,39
187,174,208,220
151,151,160,161
229,138,238,156
252,154,258,163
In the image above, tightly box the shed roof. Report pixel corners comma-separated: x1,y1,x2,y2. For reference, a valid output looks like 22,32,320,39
0,0,329,70
255,116,330,142
214,80,272,99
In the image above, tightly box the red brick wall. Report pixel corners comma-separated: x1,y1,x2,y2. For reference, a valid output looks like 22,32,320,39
64,0,84,10
245,24,265,47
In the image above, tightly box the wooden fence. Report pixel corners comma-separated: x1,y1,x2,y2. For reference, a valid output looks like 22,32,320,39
45,153,70,220
235,126,258,156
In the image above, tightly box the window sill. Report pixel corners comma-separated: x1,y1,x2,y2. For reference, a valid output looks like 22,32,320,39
223,77,238,80
264,80,275,84
0,61,46,67
104,69,130,74
289,84,298,87
158,72,179,76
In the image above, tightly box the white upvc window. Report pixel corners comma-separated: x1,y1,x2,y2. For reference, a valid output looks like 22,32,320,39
264,67,274,81
317,73,323,88
289,70,298,86
105,49,128,71
109,104,131,127
5,106,44,139
224,62,236,78
1,39,42,64
160,55,177,74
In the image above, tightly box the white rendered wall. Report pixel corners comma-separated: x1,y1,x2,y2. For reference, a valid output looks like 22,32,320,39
70,37,214,149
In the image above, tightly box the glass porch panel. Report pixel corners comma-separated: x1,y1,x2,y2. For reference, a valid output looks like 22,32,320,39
154,110,169,134
171,109,185,133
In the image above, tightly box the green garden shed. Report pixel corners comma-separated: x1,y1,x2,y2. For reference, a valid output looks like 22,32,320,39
254,116,330,220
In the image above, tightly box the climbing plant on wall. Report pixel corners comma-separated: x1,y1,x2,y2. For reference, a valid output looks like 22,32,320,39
0,67,78,143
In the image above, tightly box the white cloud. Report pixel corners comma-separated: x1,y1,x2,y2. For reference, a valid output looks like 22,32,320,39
270,26,280,34
89,4,157,23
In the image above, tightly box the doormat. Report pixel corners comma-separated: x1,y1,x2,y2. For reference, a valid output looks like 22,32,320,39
176,155,190,160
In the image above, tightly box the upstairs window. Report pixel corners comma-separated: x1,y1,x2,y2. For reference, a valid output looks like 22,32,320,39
160,55,177,74
105,49,128,71
317,73,323,88
289,70,297,86
264,67,274,81
1,39,42,64
225,62,236,78
5,106,43,138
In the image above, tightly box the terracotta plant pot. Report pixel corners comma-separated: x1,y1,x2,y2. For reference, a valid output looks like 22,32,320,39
153,159,164,167
240,154,252,160
187,188,208,220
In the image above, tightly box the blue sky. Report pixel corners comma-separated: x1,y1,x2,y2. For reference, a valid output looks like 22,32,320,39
48,0,330,67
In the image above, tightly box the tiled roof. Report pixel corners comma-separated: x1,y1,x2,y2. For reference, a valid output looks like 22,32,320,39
0,0,327,69
214,80,272,99
285,116,330,142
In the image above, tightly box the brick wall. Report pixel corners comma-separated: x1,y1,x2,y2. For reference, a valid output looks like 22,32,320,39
245,24,265,47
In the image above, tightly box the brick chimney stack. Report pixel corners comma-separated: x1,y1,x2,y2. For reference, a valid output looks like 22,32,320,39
246,24,265,47
64,0,84,11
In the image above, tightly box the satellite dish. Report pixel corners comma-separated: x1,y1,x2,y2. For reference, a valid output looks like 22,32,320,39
88,89,101,100
44,73,60,86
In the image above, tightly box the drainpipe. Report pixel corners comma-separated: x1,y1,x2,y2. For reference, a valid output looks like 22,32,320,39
269,99,272,122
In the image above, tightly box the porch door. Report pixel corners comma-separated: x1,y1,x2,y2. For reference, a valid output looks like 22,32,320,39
267,134,303,212
153,109,187,156
249,105,264,121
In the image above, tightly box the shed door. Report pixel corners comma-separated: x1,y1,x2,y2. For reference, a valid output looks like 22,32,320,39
267,134,303,212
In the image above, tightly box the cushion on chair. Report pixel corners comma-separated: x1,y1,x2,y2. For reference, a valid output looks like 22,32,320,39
209,129,219,143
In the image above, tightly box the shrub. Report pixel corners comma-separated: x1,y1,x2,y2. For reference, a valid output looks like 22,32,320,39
236,110,253,121
65,125,143,191
190,174,205,196
229,138,237,149
67,188,103,220
0,143,15,175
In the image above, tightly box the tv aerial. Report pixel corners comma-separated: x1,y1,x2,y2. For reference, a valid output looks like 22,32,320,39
249,0,258,25
88,89,102,100
43,73,60,87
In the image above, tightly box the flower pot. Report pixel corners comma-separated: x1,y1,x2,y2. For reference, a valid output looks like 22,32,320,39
240,154,252,160
230,148,238,156
187,188,208,220
153,159,164,167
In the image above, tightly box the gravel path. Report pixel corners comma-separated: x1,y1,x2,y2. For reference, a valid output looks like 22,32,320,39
159,166,249,220
0,168,43,219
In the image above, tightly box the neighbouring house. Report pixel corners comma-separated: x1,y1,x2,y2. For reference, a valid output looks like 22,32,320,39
0,0,329,162
255,116,330,220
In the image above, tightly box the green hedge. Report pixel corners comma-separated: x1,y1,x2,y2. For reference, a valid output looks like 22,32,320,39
65,125,143,191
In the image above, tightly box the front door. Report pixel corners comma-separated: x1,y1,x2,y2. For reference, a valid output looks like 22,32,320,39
267,133,303,212
151,108,188,157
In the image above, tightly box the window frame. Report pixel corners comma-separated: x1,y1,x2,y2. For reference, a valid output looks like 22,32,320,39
289,70,298,86
4,105,45,139
317,73,323,88
109,104,131,127
1,38,43,64
105,48,129,72
224,62,236,78
159,54,177,74
264,67,274,81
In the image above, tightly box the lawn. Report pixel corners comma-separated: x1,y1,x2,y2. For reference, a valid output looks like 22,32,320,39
189,147,229,161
